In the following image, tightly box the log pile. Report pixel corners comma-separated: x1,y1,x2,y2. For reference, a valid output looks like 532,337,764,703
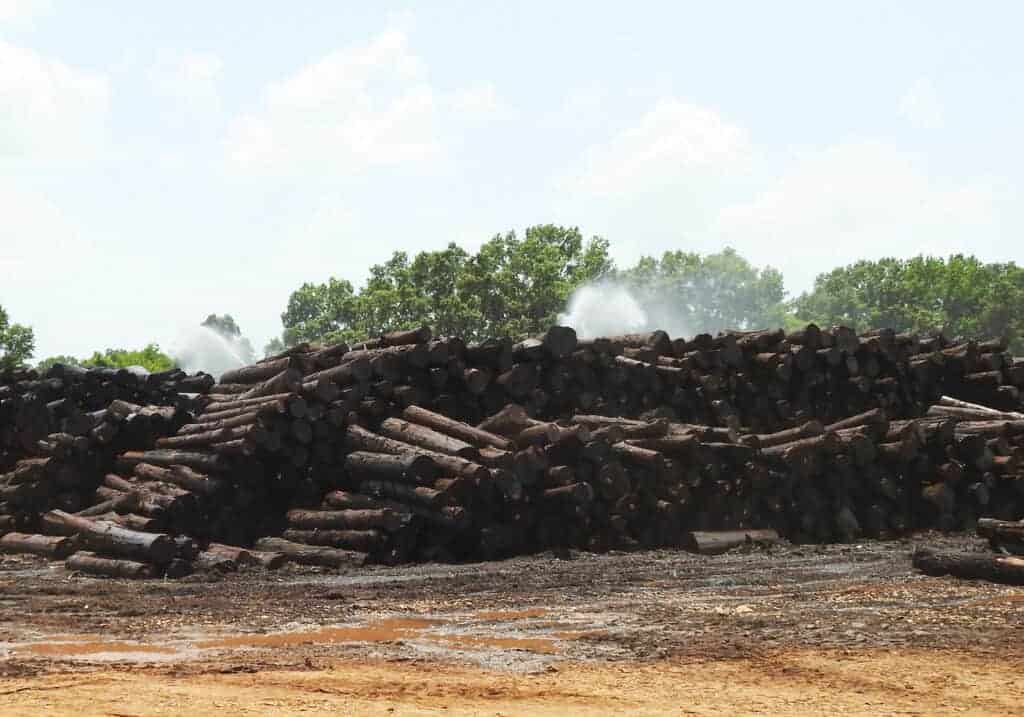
3,324,1024,578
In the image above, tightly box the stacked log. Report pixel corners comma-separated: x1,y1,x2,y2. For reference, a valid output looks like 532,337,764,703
4,323,1024,578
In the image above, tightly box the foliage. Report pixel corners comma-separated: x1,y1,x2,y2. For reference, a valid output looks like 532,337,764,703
83,344,177,373
263,337,286,357
35,355,81,373
280,278,360,347
618,247,787,333
201,313,256,363
0,305,35,371
278,225,613,345
792,255,1024,352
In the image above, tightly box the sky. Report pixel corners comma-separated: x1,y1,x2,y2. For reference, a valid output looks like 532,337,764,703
2,1,1023,361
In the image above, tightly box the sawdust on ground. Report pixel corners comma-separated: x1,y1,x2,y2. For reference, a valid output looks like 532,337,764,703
2,648,1020,716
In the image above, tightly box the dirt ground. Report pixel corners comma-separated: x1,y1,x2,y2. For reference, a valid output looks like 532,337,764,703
2,533,1022,715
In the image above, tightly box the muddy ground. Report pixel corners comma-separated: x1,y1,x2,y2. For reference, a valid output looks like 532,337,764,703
1,533,1022,715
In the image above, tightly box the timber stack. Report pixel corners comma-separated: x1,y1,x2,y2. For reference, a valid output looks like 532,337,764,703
2,323,1024,578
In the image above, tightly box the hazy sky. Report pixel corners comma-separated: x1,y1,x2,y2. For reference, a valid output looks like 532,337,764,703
3,1,1022,360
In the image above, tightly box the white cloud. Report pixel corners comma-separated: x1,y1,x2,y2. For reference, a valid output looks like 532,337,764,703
225,27,440,175
0,0,49,24
448,84,504,121
561,98,750,196
899,78,944,130
715,140,1000,292
0,40,109,163
150,51,224,120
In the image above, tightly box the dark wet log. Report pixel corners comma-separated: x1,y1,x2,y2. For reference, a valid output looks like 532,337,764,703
117,450,231,474
824,409,890,439
0,531,76,558
496,363,538,397
477,404,536,437
515,422,590,449
281,528,385,552
206,542,288,570
402,405,512,450
605,330,671,354
303,357,372,386
541,326,578,359
90,512,165,532
219,357,298,386
625,435,699,456
755,421,824,449
684,529,781,555
132,463,227,498
238,368,303,399
193,550,237,572
254,537,367,568
322,491,381,510
45,510,175,564
358,480,446,509
976,518,1024,549
286,508,410,532
344,425,490,481
75,493,140,517
65,551,155,579
761,433,841,460
156,424,256,449
379,417,479,459
344,451,439,484
913,548,1024,585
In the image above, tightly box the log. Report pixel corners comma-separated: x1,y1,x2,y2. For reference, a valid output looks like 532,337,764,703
253,537,367,568
344,425,489,481
45,510,175,564
684,529,781,555
117,450,231,474
378,417,479,459
281,528,385,552
65,551,155,579
402,405,512,450
286,508,410,532
0,532,76,558
344,451,439,484
913,548,1024,585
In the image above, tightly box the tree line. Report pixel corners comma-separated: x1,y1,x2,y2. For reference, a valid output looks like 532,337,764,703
3,225,1023,371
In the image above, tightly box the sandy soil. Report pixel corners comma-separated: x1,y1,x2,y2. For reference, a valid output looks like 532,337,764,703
2,533,1023,715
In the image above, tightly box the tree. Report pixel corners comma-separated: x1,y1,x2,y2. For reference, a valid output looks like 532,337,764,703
792,255,1024,352
275,225,613,345
618,247,787,334
201,313,256,363
84,344,176,373
280,278,360,347
35,355,81,373
0,305,35,371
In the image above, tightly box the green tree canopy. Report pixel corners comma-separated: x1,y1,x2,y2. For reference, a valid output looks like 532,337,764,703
0,305,35,371
278,225,613,345
84,344,177,373
618,247,787,334
35,355,81,373
792,255,1024,352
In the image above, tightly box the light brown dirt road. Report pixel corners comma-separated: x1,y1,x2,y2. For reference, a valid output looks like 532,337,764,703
3,649,1022,716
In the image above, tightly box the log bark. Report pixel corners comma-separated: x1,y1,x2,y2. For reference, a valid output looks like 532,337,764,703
379,417,479,459
286,508,410,532
344,451,440,484
45,510,175,564
402,405,512,450
0,531,76,558
913,548,1024,585
253,537,367,568
684,529,781,555
65,551,155,579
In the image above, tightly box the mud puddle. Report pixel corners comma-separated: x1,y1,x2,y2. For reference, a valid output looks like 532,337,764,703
8,609,601,665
